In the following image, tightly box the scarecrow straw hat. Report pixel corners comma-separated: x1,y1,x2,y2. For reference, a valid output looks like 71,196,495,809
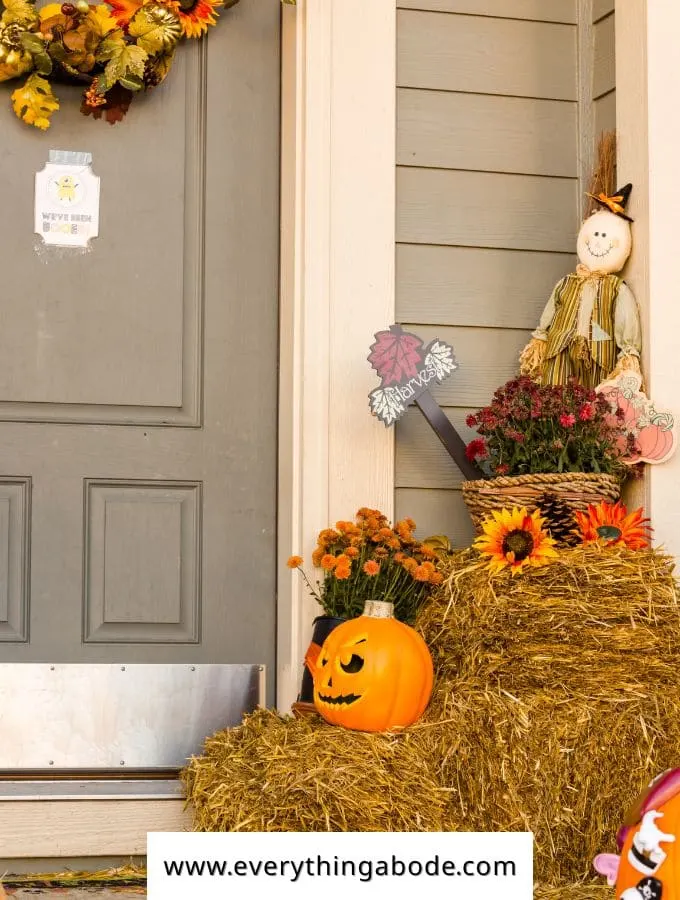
183,544,680,890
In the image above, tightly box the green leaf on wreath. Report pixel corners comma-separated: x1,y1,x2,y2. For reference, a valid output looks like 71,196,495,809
118,72,144,91
95,30,128,63
98,43,147,93
33,51,53,76
19,32,45,54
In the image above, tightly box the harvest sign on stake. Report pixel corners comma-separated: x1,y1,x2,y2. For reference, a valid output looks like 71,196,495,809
367,324,485,480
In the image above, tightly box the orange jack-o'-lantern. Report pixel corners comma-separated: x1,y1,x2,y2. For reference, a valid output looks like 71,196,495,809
616,769,680,900
312,599,434,733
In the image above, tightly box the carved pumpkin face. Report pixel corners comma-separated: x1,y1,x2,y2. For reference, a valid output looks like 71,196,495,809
616,769,680,900
313,609,434,733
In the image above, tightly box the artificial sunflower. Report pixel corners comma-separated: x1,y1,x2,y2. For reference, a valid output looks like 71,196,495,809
574,500,652,550
473,506,558,575
109,0,223,38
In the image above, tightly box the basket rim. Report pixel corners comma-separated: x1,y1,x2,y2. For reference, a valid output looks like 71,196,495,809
462,471,621,491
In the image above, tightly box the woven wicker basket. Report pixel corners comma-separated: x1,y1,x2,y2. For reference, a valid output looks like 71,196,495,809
462,471,621,533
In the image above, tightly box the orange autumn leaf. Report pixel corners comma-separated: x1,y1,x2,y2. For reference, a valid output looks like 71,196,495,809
107,0,143,26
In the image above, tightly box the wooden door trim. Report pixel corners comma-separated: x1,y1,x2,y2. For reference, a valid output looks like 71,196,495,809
277,0,397,711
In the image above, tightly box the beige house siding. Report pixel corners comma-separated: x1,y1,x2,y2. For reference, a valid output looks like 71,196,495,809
593,1,616,137
395,1,582,544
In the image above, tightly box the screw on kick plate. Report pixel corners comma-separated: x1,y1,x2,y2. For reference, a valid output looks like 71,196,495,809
120,760,125,766
49,760,54,766
120,666,126,671
190,666,195,672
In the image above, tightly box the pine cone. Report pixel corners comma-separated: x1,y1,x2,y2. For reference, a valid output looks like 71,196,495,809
537,491,579,546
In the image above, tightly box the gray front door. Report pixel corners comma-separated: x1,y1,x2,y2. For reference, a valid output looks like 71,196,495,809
0,2,279,686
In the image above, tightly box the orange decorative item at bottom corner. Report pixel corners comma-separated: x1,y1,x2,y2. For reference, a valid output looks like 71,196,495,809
312,599,434,733
609,769,680,900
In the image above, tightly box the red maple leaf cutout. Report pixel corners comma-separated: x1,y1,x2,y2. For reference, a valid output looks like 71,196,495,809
368,326,424,385
80,85,134,125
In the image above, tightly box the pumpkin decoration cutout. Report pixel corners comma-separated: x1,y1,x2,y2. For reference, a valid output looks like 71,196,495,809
312,599,434,733
615,769,680,900
597,370,677,466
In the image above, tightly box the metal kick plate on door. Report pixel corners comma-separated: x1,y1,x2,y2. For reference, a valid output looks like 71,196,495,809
0,664,263,771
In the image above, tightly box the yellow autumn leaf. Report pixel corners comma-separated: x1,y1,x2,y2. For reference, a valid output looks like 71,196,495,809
11,72,59,129
85,2,118,36
2,0,38,25
38,2,63,20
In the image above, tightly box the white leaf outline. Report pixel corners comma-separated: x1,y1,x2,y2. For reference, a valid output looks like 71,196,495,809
423,340,458,382
369,386,406,426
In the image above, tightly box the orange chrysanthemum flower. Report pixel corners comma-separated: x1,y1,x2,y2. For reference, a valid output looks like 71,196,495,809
345,546,359,559
320,554,337,571
363,560,380,576
318,528,340,546
419,546,438,560
336,520,360,535
312,547,324,567
430,572,444,586
334,565,351,581
335,554,351,568
286,555,303,569
413,565,430,582
575,501,652,550
473,507,558,576
395,520,415,542
401,558,418,574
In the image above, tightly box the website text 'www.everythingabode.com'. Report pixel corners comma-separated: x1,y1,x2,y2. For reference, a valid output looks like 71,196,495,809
147,831,533,899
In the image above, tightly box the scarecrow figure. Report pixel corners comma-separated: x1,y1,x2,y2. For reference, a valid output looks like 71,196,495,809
519,184,642,389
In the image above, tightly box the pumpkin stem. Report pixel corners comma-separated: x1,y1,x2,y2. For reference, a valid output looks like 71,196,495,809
362,599,394,619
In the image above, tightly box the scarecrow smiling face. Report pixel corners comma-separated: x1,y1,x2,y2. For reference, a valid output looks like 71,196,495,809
576,209,632,274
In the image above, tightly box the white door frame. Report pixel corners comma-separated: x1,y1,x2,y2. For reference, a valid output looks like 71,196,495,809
277,0,397,711
616,0,680,557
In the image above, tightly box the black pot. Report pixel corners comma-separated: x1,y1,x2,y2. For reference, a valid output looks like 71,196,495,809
298,615,346,703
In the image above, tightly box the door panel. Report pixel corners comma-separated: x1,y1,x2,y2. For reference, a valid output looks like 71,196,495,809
0,2,280,687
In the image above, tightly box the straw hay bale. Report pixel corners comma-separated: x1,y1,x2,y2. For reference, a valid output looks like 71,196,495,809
183,708,448,832
536,885,613,900
183,545,680,887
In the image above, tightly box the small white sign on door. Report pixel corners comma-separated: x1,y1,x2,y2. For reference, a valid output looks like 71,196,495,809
35,150,100,248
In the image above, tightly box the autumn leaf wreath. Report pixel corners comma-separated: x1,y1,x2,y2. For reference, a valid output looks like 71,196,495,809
0,0,238,129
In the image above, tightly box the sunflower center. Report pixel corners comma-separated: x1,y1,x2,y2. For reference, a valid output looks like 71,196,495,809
597,524,622,541
502,529,534,561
